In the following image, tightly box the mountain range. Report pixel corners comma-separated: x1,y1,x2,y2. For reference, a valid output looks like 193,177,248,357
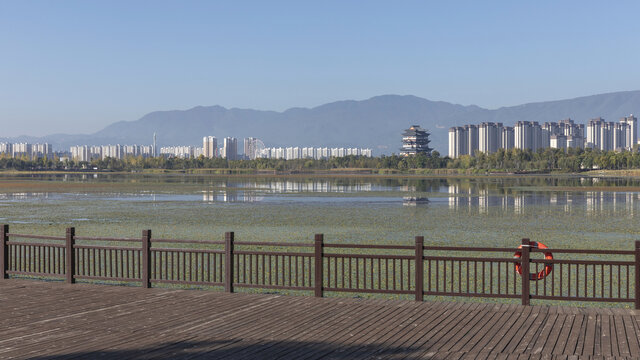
4,90,640,154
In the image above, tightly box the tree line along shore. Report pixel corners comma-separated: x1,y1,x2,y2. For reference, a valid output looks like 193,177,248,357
2,147,640,174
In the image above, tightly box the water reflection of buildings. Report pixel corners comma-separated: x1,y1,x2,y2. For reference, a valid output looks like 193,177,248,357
447,184,640,216
402,197,429,206
585,191,636,217
62,174,98,181
202,191,264,203
256,181,373,193
204,180,374,194
0,192,51,200
202,180,374,203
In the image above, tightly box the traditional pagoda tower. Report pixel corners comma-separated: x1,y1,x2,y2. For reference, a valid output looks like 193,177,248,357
400,125,432,156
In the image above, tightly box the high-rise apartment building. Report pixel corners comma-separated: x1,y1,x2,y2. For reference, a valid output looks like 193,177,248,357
515,121,542,151
12,143,32,158
153,133,157,157
448,127,467,158
223,137,238,160
203,136,217,158
478,122,501,154
31,143,52,159
465,125,478,156
550,135,567,149
586,117,605,149
541,122,557,149
620,114,637,150
501,127,514,150
70,145,90,162
558,119,584,149
613,122,626,150
0,143,13,155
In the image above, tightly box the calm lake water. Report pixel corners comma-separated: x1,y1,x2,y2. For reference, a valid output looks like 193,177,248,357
1,174,639,250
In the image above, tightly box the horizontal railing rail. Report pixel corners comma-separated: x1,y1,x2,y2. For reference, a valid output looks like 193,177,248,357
0,225,638,309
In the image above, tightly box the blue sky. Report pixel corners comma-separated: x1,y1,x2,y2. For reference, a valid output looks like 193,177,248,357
1,1,639,137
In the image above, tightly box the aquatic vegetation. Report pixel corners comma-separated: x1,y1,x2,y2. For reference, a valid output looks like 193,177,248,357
1,173,637,307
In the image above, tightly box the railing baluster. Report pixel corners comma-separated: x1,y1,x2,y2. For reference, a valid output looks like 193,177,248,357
66,227,75,284
361,258,366,289
370,257,374,290
356,258,360,290
497,262,501,295
314,234,323,297
520,238,530,306
467,260,470,293
474,261,477,294
591,264,596,298
459,261,462,294
490,261,494,294
1,225,8,279
635,241,639,309
414,236,423,301
436,260,440,292
600,264,604,298
225,232,234,292
617,264,621,299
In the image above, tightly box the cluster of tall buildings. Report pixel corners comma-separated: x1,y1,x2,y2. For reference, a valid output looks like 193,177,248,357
70,144,155,162
448,115,637,158
159,146,202,159
0,143,53,160
66,135,369,162
243,137,263,160
202,136,371,160
585,116,637,151
202,136,240,160
258,147,372,160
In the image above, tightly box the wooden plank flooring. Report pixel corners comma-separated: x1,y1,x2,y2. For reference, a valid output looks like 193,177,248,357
0,279,638,359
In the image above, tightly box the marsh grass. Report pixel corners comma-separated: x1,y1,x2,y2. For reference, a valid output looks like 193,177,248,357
2,174,639,307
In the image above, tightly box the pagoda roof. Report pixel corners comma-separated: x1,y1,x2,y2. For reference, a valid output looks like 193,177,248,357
402,126,428,136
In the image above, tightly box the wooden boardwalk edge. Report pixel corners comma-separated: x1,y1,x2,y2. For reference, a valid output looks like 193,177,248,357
0,279,639,359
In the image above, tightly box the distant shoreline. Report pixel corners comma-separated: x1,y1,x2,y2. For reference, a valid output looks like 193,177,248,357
1,168,638,178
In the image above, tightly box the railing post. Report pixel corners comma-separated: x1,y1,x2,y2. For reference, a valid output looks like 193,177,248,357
635,240,640,310
521,238,530,306
142,229,151,288
314,234,324,298
225,232,234,293
1,224,8,279
415,236,424,302
65,227,76,284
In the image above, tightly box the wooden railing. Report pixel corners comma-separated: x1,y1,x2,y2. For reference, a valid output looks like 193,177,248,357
1,225,638,308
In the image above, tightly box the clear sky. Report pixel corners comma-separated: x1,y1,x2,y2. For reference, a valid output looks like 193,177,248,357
1,1,639,137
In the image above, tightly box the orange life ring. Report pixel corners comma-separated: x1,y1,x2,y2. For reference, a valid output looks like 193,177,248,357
514,241,553,281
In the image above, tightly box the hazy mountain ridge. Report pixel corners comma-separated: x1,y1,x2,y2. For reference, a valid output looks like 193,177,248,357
3,91,640,154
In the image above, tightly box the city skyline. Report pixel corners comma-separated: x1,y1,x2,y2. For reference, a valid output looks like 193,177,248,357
62,135,373,161
449,115,638,158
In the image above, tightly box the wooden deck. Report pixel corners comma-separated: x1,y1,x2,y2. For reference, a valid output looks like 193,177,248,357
1,280,639,359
